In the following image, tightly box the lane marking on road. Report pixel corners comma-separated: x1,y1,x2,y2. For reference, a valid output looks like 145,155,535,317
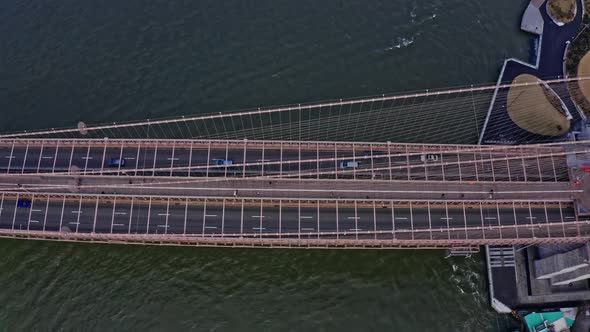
565,216,576,219
125,157,136,160
205,214,217,217
167,158,179,161
204,226,217,229
251,215,265,218
113,223,125,226
157,213,170,216
395,217,408,220
114,212,127,215
252,227,265,230
31,209,43,212
157,224,170,227
256,159,271,162
347,216,360,220
81,157,93,160
349,228,363,231
301,227,315,231
71,211,82,214
484,217,496,220
300,216,313,219
41,156,53,159
29,220,39,223
69,222,80,225
440,217,453,220
4,156,14,159
525,217,537,219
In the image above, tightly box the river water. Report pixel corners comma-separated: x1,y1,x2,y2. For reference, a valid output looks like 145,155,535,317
0,0,532,330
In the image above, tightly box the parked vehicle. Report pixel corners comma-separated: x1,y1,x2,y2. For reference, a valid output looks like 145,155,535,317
108,158,126,167
339,161,359,168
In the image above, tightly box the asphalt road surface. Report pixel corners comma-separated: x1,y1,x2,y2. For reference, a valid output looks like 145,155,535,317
0,139,570,182
0,194,580,241
0,139,584,244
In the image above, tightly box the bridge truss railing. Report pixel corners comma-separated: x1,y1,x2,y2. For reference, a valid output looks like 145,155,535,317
2,228,590,249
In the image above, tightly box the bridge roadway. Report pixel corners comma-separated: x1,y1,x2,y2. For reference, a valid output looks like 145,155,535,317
0,192,584,248
0,138,588,248
0,138,575,182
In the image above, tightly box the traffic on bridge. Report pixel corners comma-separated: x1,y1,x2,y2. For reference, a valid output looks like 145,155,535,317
0,137,589,249
0,138,573,181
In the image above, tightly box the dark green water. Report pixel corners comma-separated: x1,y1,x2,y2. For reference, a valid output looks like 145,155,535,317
0,0,533,330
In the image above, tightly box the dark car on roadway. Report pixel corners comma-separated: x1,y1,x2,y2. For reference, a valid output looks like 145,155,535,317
17,199,32,208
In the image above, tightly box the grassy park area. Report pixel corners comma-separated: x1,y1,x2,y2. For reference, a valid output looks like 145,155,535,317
548,0,577,24
578,52,590,103
566,0,590,115
507,74,570,136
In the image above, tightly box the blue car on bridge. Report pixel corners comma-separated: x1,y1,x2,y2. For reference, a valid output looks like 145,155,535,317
17,199,31,208
216,159,234,166
108,158,126,167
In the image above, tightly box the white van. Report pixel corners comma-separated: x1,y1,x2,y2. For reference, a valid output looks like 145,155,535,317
339,161,359,168
420,154,439,162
